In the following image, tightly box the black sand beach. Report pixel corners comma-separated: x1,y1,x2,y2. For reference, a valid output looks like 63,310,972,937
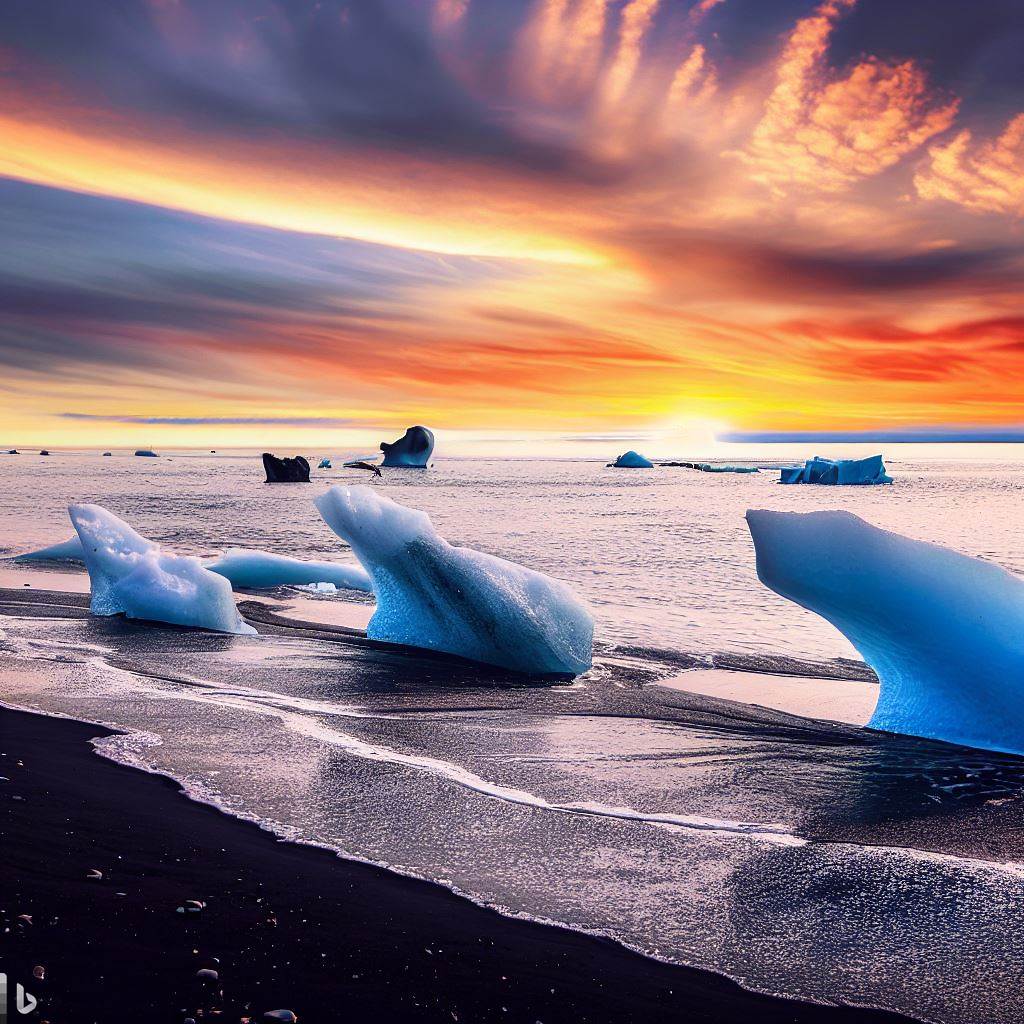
0,704,917,1024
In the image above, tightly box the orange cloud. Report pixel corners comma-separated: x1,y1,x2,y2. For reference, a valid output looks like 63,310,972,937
601,0,660,107
915,113,1024,216
741,0,958,193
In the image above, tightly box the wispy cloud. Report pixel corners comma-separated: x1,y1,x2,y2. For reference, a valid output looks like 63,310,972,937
721,426,1024,443
916,114,1024,215
739,0,958,193
58,414,364,427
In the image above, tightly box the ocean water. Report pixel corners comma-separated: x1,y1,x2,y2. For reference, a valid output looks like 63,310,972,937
3,451,1024,1023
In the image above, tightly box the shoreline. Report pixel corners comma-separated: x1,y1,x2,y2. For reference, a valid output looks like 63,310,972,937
0,703,917,1024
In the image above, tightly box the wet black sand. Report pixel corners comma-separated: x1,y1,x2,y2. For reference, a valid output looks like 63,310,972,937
0,704,918,1024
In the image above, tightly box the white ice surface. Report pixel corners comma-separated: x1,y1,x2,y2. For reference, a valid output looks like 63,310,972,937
314,485,593,676
70,503,255,635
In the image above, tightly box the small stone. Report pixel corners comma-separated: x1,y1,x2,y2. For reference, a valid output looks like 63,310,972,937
263,1011,298,1023
16,914,32,926
196,968,219,982
85,868,103,880
33,965,45,981
184,899,205,913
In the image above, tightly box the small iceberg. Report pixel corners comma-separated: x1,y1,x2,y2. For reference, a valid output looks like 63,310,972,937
779,454,891,485
318,457,332,469
263,453,310,483
70,504,255,635
297,581,338,594
747,509,1024,754
16,536,85,562
134,449,158,457
609,451,653,468
314,486,593,677
205,550,372,593
380,426,434,468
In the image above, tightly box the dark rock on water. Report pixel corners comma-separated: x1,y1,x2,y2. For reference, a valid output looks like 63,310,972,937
7,449,19,454
102,451,112,456
380,425,434,467
134,449,158,457
263,453,311,483
39,450,50,456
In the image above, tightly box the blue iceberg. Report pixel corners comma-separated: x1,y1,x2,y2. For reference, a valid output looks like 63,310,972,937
609,451,653,468
318,457,332,469
70,504,255,635
205,549,371,593
314,486,593,677
747,508,1024,754
380,426,434,468
779,455,892,485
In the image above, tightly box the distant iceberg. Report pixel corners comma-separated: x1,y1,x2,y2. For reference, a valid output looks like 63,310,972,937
314,486,593,677
747,509,1024,754
16,535,85,562
70,504,255,635
697,464,758,474
609,451,653,468
660,461,758,474
779,454,891,485
206,549,371,593
380,426,434,468
318,457,332,469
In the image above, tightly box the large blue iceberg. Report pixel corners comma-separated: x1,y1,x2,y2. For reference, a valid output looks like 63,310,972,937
609,451,653,468
70,504,255,635
380,426,434,468
314,486,593,677
747,509,1024,754
779,455,892,485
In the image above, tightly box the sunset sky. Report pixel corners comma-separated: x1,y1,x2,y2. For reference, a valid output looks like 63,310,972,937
2,0,1023,451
